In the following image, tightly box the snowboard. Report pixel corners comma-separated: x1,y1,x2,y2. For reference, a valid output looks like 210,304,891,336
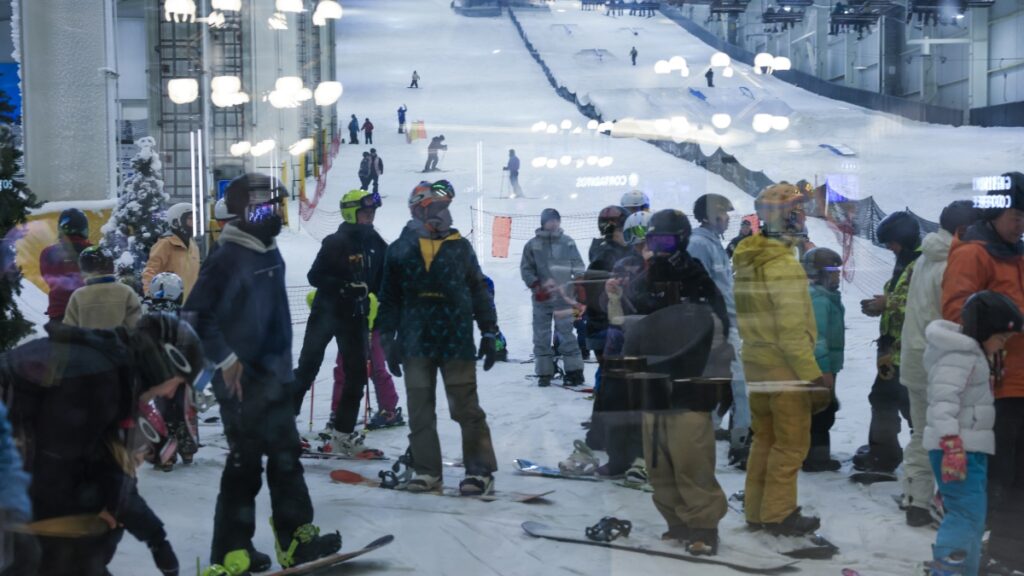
727,492,840,559
849,471,898,485
263,535,394,576
329,469,555,503
514,459,653,491
521,521,799,573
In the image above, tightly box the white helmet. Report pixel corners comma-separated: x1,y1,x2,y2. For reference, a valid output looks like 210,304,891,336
620,190,650,213
165,203,194,231
623,211,652,245
150,272,184,304
213,198,234,221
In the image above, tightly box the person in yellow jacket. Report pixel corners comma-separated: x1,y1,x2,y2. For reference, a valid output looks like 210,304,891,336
143,203,200,301
733,183,827,536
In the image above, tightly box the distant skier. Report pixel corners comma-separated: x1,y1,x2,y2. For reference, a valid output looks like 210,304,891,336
40,208,92,323
397,104,408,134
504,149,522,196
362,118,374,145
630,46,638,66
368,148,384,194
705,67,714,88
424,135,447,172
409,70,420,88
727,219,753,258
347,114,359,144
358,151,372,190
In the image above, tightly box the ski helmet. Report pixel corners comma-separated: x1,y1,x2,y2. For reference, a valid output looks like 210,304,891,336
149,272,184,305
755,183,807,238
623,211,652,245
213,198,234,222
875,211,921,250
645,209,692,254
224,173,287,224
801,247,843,288
979,172,1024,221
597,205,629,237
58,208,89,238
132,313,208,391
165,203,194,232
939,200,979,236
340,189,382,224
408,179,455,209
961,290,1024,345
540,208,561,229
78,246,114,276
620,190,650,213
693,193,735,224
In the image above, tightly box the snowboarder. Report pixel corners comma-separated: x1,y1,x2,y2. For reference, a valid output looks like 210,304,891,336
801,247,845,473
362,118,374,145
143,203,200,302
347,114,359,144
733,183,827,536
688,194,750,469
368,148,384,194
856,211,921,474
521,208,587,387
900,200,978,526
620,189,651,216
409,70,420,88
705,67,714,88
184,173,341,573
293,189,386,457
727,219,753,258
39,208,92,323
630,46,638,66
397,104,408,134
377,180,499,495
504,149,522,197
64,246,142,330
424,135,447,172
357,151,372,191
923,291,1023,576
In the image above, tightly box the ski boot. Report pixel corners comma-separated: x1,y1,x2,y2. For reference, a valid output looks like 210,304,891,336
585,517,632,542
686,528,719,556
923,549,966,575
906,506,932,527
328,430,383,459
319,412,336,437
272,519,342,569
405,473,442,493
558,439,600,476
366,407,405,430
537,375,552,387
623,458,649,486
563,369,586,387
172,422,197,465
763,507,821,537
459,474,494,496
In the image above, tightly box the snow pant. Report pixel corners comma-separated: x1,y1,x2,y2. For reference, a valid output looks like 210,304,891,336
424,153,439,172
595,368,644,474
398,122,405,134
36,531,120,576
368,174,380,194
902,376,934,510
930,450,987,576
584,331,610,450
331,330,399,414
210,371,313,563
122,483,168,546
805,395,839,465
293,300,368,433
867,365,911,471
533,300,584,376
509,170,522,196
727,328,751,434
744,365,812,524
644,411,727,530
348,130,358,144
0,532,39,576
358,175,370,190
410,79,418,88
403,357,497,478
364,131,373,145
988,397,1024,570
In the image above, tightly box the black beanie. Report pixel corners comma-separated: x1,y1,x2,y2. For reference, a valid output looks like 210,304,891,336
541,208,561,228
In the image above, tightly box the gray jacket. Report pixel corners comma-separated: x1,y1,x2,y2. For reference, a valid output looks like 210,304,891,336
520,228,585,292
687,225,737,324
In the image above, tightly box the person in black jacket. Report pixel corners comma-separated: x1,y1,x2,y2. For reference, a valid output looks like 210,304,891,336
368,148,383,195
184,173,341,573
357,152,371,191
424,135,447,172
584,206,633,374
347,114,359,144
377,180,499,496
294,189,386,456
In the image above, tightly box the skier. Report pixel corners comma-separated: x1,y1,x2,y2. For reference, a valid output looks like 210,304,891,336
40,208,92,323
397,104,407,134
923,291,1023,576
409,70,420,88
357,151,372,191
368,148,384,194
687,194,750,469
504,149,522,197
630,46,638,66
801,247,846,472
362,118,374,145
64,246,142,330
900,200,978,526
143,203,200,302
521,208,587,387
727,219,753,258
705,67,714,88
184,173,341,573
619,189,651,217
377,180,499,495
0,400,38,576
733,183,827,536
941,173,1024,575
347,114,359,144
0,314,201,576
855,211,921,475
424,135,447,172
293,189,386,457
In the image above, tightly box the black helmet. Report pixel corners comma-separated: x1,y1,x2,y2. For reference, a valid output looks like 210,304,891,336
224,173,288,221
939,200,980,236
78,246,114,276
980,172,1024,221
597,205,629,236
646,209,692,254
693,193,734,224
58,208,89,238
801,247,842,285
132,313,208,391
961,291,1024,345
875,211,921,250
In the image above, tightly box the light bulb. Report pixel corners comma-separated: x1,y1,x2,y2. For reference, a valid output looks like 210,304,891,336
710,52,730,68
711,113,731,129
752,114,773,133
314,81,343,105
167,78,199,104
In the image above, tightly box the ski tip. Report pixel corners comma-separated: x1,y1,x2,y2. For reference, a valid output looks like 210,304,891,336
330,469,368,484
365,535,396,549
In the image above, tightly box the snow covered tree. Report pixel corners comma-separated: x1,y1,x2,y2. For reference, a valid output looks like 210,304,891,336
101,136,169,283
0,114,40,350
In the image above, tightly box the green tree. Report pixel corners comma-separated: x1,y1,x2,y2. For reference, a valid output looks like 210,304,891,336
0,119,40,350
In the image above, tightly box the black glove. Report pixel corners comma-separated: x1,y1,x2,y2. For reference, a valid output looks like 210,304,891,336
382,333,402,377
477,332,497,371
148,539,179,576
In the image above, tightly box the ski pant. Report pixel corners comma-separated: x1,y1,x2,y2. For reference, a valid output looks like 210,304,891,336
331,330,399,414
931,450,987,576
805,394,839,465
424,153,439,172
988,397,1024,570
403,357,497,478
533,300,583,376
293,300,368,433
744,365,812,524
594,368,644,474
867,366,911,471
211,371,313,564
358,175,370,190
902,376,934,510
364,131,373,145
644,411,727,530
36,532,120,576
0,532,39,576
348,130,358,144
368,174,380,194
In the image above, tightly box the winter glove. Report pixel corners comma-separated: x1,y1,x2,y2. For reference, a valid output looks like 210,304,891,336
381,333,402,378
940,435,967,483
477,332,497,371
530,281,550,302
877,354,895,380
341,282,369,299
809,376,832,415
148,538,179,576
860,295,886,317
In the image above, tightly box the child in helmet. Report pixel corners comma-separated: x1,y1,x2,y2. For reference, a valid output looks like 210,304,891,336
64,246,142,330
147,272,185,314
923,291,1024,576
143,203,200,301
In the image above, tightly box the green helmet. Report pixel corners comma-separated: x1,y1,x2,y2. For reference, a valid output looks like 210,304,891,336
340,189,382,224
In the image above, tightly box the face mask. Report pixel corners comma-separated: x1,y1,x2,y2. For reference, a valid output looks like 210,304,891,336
415,201,452,235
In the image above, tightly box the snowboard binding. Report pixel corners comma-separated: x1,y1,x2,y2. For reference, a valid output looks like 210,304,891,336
585,517,632,543
379,447,415,489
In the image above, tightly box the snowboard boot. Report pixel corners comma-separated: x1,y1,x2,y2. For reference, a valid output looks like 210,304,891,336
728,427,750,470
623,458,649,486
329,430,383,459
924,549,966,575
906,506,932,528
661,524,690,542
685,528,719,557
319,412,336,436
558,439,600,476
405,473,442,493
564,369,586,387
802,458,842,472
273,521,342,569
366,408,405,430
460,474,495,496
202,549,253,576
537,375,552,387
763,508,821,537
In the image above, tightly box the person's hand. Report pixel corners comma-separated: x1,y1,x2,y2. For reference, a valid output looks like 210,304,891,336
382,333,402,377
940,436,967,483
530,281,550,302
877,354,895,380
223,360,244,401
605,277,623,298
98,509,119,530
477,332,497,371
860,295,886,317
502,166,509,171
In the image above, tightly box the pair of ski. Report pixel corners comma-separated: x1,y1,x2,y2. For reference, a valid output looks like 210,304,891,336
513,458,653,492
328,468,554,503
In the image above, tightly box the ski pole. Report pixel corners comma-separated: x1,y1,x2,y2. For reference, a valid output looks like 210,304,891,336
309,378,315,433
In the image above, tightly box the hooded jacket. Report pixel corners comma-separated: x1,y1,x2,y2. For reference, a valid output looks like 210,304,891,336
732,234,821,383
900,230,953,388
687,225,737,323
923,319,994,454
143,232,200,301
520,228,585,298
942,221,1024,399
879,246,921,364
64,276,142,330
809,283,845,374
307,222,388,315
39,235,92,319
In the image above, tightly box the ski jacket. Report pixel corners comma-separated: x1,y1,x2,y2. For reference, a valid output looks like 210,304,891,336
143,233,200,301
942,221,1024,399
184,223,292,383
64,276,142,330
377,222,496,361
879,247,921,364
0,401,31,522
901,230,953,390
726,232,750,258
923,319,994,454
687,225,737,324
370,155,383,177
307,222,388,315
520,228,585,297
732,234,821,383
39,235,91,319
507,156,520,173
358,157,371,178
348,117,359,132
584,239,634,338
809,283,845,374
362,120,374,133
427,137,447,153
397,107,406,122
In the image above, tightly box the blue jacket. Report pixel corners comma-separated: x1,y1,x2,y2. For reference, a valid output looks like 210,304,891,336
184,223,293,383
397,107,406,123
809,283,845,374
0,401,31,522
687,225,737,326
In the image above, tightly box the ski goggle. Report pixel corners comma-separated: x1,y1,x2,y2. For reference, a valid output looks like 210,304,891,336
625,224,648,245
341,192,382,212
246,201,282,223
646,234,680,254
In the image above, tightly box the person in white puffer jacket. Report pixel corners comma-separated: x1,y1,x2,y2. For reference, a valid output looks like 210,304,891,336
923,291,1024,576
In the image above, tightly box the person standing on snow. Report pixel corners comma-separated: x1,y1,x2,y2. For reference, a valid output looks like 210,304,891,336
377,180,500,496
40,208,92,323
397,105,408,134
357,151,372,191
630,46,638,66
361,118,374,145
504,149,522,197
143,203,200,302
409,70,420,88
368,148,384,195
705,67,714,88
521,208,587,387
347,114,359,144
64,246,142,330
184,174,341,573
424,135,447,172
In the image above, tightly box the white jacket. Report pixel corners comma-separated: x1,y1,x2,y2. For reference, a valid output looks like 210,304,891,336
901,230,953,390
923,319,995,454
